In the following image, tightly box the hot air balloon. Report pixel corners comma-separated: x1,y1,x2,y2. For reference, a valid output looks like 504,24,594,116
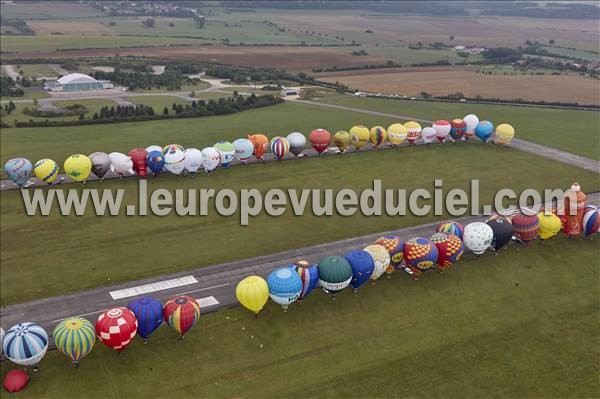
214,141,235,168
374,235,404,275
236,276,269,316
562,183,587,238
183,148,203,174
344,250,374,292
147,150,165,176
127,296,163,343
64,154,92,182
334,131,350,153
404,121,422,145
145,145,162,154
128,148,148,177
3,369,29,393
463,114,479,140
318,255,353,296
495,123,515,145
163,144,184,155
349,125,370,150
287,132,306,158
369,126,387,149
248,134,269,160
53,317,95,366
270,136,290,160
432,120,451,143
4,158,32,187
95,308,137,353
421,127,437,144
309,128,331,154
475,121,494,143
163,295,201,338
364,244,391,282
33,158,59,184
387,123,407,146
537,212,561,240
403,237,439,279
512,211,540,244
486,218,513,251
267,267,302,311
233,138,255,164
583,205,600,236
450,119,467,142
1,327,4,355
436,220,464,239
294,260,319,301
486,212,512,224
163,147,185,175
429,232,464,270
201,147,221,173
109,152,134,176
463,222,494,255
89,152,111,180
3,322,48,369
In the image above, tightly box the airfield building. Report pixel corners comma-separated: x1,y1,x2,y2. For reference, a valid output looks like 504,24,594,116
44,73,113,92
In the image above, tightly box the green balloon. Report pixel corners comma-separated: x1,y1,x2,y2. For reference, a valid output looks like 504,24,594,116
214,141,235,152
318,256,353,294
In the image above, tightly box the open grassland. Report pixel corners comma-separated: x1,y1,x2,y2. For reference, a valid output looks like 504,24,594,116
1,236,599,398
0,1,103,19
1,142,599,305
13,64,57,79
0,35,206,53
0,99,118,127
127,95,189,113
315,68,600,106
539,46,600,62
315,96,600,159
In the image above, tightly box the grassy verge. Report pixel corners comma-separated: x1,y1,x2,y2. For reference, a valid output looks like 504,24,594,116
1,236,598,398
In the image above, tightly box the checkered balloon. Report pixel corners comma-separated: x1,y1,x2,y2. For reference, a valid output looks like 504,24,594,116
95,307,138,352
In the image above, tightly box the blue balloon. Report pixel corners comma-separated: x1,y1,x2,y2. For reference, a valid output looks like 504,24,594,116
292,260,319,300
3,322,48,366
344,250,374,291
4,158,32,187
475,121,494,142
127,296,163,341
267,267,303,309
147,150,165,175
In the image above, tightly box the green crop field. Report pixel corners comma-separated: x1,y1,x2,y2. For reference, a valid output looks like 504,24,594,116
1,142,598,305
1,236,598,397
315,95,600,160
0,35,205,53
540,46,600,62
0,1,104,19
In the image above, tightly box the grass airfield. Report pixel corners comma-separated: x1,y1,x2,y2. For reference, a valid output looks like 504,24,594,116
1,236,598,398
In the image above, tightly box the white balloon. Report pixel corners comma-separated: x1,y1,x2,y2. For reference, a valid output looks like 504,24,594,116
233,138,254,162
463,114,479,134
363,244,390,281
432,121,451,141
201,147,221,172
108,152,133,175
164,148,185,175
421,127,437,144
184,148,203,173
463,222,494,255
286,132,306,157
145,145,162,154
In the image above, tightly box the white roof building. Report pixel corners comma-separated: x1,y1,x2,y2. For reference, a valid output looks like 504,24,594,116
45,73,113,92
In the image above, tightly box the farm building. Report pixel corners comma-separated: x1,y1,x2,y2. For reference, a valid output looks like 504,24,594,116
280,87,300,96
44,73,113,92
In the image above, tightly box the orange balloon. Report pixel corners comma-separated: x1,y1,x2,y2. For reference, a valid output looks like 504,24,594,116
248,134,269,159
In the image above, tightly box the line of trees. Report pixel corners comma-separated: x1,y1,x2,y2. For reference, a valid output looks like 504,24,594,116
92,69,186,91
0,77,24,97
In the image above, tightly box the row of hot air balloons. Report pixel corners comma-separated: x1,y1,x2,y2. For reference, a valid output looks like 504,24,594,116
1,295,201,374
3,115,516,188
236,183,599,314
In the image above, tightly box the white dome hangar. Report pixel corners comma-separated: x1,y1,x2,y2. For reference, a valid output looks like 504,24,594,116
45,73,113,92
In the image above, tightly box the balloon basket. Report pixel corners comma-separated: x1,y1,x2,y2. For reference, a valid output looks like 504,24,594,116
72,362,79,368
32,366,38,373
143,338,149,344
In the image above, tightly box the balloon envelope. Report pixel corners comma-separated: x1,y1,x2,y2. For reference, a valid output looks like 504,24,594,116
421,127,437,144
236,276,269,315
403,237,438,273
183,148,203,173
583,205,600,236
267,267,302,309
248,134,269,159
512,212,540,244
233,138,255,162
163,148,185,175
53,317,95,364
4,158,32,187
363,244,390,280
404,121,422,143
344,250,374,290
432,120,451,143
109,152,133,175
495,123,515,145
270,136,290,160
537,212,561,239
145,145,162,154
3,322,48,366
436,220,465,239
463,222,494,255
374,235,405,274
430,232,464,269
294,260,319,300
287,132,306,157
450,119,467,141
475,121,494,142
89,152,111,179
163,295,201,337
318,256,353,294
33,158,59,184
309,128,331,154
369,126,387,148
147,150,165,175
463,114,479,138
334,131,351,152
64,154,92,182
387,123,407,145
95,307,137,352
201,147,221,172
349,125,370,149
127,296,163,340
129,148,148,176
163,144,184,155
214,141,235,168
486,218,513,251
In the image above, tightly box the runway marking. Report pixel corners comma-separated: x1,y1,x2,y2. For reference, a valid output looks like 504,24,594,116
109,275,199,300
175,282,231,296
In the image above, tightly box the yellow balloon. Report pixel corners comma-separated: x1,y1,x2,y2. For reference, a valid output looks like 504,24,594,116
495,123,515,145
537,212,561,240
236,276,269,315
64,154,92,182
34,158,59,184
387,123,408,145
349,125,370,150
369,126,387,148
404,121,422,143
334,131,350,152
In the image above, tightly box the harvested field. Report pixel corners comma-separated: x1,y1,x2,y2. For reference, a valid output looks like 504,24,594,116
1,45,389,71
27,20,116,36
316,68,600,105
